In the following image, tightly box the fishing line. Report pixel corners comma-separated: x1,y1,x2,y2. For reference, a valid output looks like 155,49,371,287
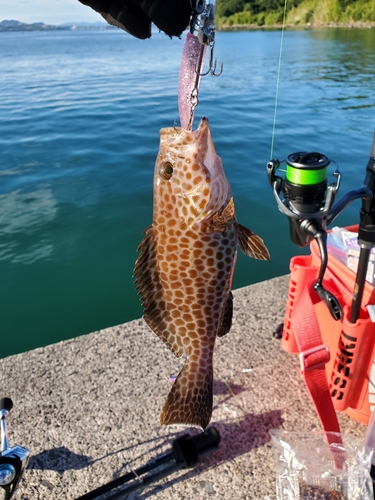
270,0,288,160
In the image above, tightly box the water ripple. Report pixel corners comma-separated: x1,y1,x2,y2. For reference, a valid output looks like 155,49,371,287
0,28,374,356
0,189,57,235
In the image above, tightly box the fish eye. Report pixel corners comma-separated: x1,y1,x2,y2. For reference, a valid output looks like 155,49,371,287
160,162,174,180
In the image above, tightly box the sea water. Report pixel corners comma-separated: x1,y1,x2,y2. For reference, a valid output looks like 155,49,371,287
0,28,374,357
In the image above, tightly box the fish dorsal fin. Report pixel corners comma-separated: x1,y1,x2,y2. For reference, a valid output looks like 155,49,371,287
217,291,233,338
237,223,270,261
134,225,184,358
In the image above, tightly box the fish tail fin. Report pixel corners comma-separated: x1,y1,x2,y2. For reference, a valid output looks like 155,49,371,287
160,358,213,430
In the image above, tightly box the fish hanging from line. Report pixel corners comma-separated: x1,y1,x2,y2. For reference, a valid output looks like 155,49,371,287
134,117,270,430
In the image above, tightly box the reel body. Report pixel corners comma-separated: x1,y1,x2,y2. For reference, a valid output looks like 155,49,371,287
267,152,340,243
267,151,342,320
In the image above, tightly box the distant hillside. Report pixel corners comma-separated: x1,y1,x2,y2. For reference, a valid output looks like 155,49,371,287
0,20,115,32
216,0,375,28
0,20,65,31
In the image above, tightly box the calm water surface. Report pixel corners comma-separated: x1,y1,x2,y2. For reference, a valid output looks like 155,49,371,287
0,28,374,357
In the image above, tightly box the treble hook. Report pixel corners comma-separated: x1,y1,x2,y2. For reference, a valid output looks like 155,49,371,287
208,45,223,76
195,43,223,77
196,60,210,77
192,1,223,77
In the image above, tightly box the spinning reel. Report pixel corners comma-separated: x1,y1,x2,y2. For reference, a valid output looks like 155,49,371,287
267,148,374,321
0,398,29,500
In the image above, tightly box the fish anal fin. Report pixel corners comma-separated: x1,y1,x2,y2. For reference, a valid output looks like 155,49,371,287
237,223,270,261
134,225,183,358
217,291,233,338
160,358,213,430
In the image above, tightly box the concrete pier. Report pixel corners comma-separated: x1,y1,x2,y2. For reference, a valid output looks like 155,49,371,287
0,275,367,499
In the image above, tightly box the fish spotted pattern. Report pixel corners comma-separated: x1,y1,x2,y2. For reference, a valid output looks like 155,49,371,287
134,117,269,429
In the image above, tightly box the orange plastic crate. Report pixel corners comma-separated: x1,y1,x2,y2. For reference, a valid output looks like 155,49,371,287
282,225,375,424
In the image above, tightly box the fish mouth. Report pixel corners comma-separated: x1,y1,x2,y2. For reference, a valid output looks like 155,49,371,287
196,117,231,221
198,116,209,127
158,117,213,166
160,117,209,136
195,116,225,179
196,117,210,143
196,117,216,169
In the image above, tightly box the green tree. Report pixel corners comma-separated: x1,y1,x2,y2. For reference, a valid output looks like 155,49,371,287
216,0,245,17
216,0,373,26
256,0,286,10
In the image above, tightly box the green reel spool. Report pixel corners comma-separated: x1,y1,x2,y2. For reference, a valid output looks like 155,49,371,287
284,152,330,213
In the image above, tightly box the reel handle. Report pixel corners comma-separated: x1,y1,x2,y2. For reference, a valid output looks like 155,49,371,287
303,220,343,321
313,284,342,321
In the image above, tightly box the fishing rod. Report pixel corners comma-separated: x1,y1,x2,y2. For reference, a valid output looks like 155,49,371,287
266,130,375,322
0,398,29,500
349,134,375,322
75,427,220,500
0,400,219,500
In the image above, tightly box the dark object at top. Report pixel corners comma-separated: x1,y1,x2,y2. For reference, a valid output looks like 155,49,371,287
0,398,13,413
79,0,195,39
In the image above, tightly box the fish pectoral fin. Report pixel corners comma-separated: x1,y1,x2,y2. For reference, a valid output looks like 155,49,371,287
160,358,213,430
217,291,233,338
210,197,235,232
237,223,270,261
134,225,184,358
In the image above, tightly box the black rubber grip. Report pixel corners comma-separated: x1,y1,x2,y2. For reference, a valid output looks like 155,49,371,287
192,427,221,455
173,427,220,467
0,398,13,412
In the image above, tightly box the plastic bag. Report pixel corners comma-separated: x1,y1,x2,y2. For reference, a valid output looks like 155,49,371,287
269,430,373,500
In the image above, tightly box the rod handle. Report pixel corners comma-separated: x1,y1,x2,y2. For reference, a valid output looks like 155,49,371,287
173,427,220,467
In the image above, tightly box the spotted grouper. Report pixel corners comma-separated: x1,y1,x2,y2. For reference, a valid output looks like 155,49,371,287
134,117,269,429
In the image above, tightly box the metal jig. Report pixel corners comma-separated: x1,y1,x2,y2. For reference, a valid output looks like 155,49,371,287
191,2,223,77
185,0,223,130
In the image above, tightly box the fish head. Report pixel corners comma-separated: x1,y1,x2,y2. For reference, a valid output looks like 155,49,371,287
154,117,230,227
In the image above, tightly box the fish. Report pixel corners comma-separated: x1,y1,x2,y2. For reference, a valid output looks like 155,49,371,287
134,117,270,429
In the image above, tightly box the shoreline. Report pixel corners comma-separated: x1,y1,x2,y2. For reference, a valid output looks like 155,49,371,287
218,21,375,31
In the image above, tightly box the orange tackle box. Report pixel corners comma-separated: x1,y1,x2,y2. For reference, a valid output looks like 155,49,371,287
282,225,375,424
